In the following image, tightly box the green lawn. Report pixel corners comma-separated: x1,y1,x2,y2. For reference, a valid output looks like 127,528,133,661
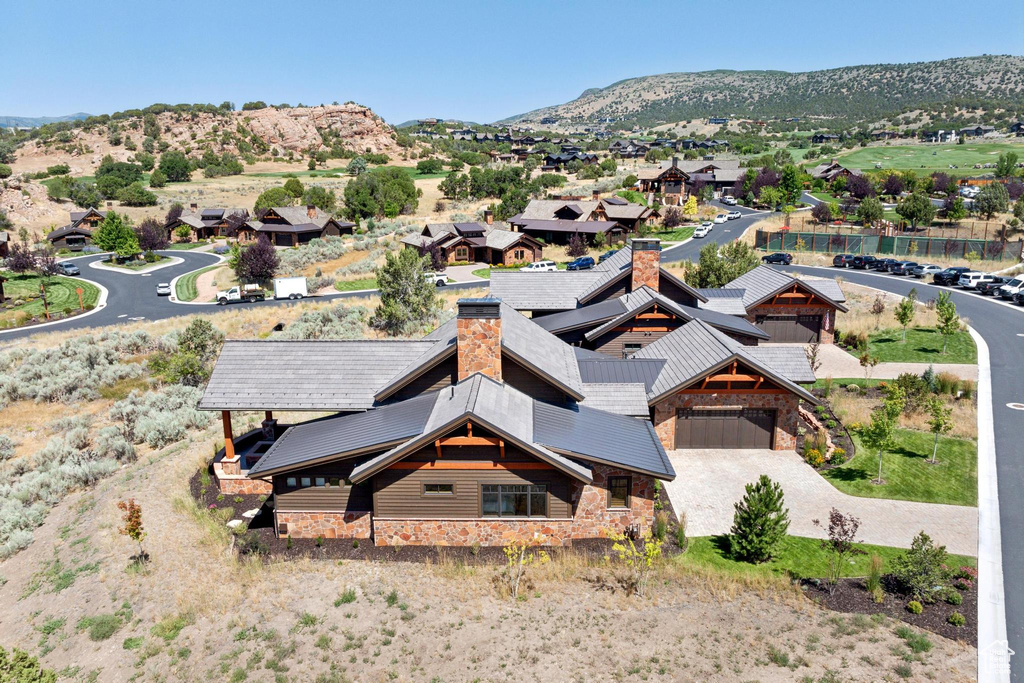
0,272,100,326
833,141,1024,177
809,192,840,203
679,535,975,580
334,277,377,292
166,241,211,251
865,327,977,364
651,226,695,241
175,265,220,302
823,428,977,506
472,267,491,279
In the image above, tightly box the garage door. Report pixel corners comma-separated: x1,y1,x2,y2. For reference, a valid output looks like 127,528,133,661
674,409,775,449
274,233,293,247
756,314,821,343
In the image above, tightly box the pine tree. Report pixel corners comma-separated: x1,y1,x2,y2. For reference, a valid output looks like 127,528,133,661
730,475,790,563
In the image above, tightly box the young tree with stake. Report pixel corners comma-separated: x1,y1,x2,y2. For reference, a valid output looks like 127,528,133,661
117,498,146,562
935,291,961,354
894,288,917,343
926,396,953,465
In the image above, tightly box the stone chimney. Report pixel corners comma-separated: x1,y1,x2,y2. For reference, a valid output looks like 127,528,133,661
592,190,600,200
106,201,113,208
307,205,317,219
630,238,662,292
671,157,679,168
456,298,501,381
190,203,198,211
484,209,493,225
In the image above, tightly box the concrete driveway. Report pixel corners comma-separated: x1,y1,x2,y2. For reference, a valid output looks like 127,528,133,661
664,449,977,556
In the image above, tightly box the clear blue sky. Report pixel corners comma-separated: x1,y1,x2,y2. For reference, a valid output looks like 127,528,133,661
3,0,1022,124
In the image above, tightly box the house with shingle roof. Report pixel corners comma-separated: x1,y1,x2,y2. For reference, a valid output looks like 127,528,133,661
400,219,544,266
47,207,109,250
509,195,657,240
165,203,250,242
809,160,861,183
201,281,819,545
237,205,356,247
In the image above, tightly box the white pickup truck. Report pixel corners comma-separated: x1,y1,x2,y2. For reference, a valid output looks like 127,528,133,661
216,284,266,305
424,272,447,287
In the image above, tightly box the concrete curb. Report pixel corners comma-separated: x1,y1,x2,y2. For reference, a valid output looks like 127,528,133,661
972,326,1010,682
89,255,184,275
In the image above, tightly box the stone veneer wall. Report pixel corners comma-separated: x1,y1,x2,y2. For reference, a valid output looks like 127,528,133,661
746,304,836,344
631,249,661,291
276,511,372,539
653,392,801,451
456,316,502,381
372,466,655,547
213,459,273,495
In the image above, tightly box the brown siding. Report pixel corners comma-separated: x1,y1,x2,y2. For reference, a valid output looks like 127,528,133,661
388,356,457,401
585,275,629,304
372,445,571,518
503,356,568,403
274,462,372,512
589,319,684,357
658,278,699,307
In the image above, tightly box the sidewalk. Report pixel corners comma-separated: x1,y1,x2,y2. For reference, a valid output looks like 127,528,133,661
779,342,978,381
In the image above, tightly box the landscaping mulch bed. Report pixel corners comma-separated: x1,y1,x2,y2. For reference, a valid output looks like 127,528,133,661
189,466,686,565
802,577,977,645
798,393,856,468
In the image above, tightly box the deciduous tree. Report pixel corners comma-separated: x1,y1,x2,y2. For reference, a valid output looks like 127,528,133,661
235,236,279,283
894,288,917,342
935,290,961,353
925,396,953,464
895,192,936,228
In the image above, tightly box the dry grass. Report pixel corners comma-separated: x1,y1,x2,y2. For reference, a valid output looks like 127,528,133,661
834,281,945,339
827,383,977,439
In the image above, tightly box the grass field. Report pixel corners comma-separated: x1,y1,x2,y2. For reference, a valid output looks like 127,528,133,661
174,265,220,302
334,277,377,292
680,535,976,580
824,428,977,506
811,377,886,390
865,326,977,364
832,141,1024,177
651,226,695,241
166,241,211,250
0,272,100,326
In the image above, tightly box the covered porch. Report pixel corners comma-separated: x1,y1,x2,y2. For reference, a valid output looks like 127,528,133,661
213,410,288,495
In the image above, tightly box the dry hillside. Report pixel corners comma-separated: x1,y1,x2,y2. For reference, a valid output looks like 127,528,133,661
10,104,401,176
507,55,1024,128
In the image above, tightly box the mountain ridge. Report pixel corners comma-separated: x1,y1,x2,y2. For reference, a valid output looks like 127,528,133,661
0,113,92,128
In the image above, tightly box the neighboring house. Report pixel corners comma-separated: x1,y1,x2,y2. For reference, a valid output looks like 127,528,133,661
542,152,598,170
707,117,729,125
201,290,817,544
0,231,8,258
959,126,996,138
637,158,689,198
871,130,899,140
608,140,650,158
809,160,861,183
401,221,544,265
165,204,250,241
514,195,658,234
811,133,841,144
923,129,956,143
47,208,108,250
722,265,848,344
1010,122,1024,136
238,206,356,246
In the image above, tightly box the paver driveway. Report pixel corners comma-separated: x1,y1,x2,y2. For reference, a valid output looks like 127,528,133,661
664,449,977,556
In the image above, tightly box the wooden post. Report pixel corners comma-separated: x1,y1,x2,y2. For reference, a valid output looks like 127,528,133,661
222,411,235,460
265,410,273,422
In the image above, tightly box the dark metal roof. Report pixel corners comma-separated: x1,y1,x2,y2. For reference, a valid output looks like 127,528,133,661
47,224,93,240
534,401,673,479
576,358,666,393
531,299,625,333
247,392,437,476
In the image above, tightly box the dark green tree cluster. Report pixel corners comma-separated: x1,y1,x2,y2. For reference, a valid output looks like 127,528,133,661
370,249,442,336
681,242,760,288
343,167,419,221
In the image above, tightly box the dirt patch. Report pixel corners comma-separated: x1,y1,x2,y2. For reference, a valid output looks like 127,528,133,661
804,577,977,645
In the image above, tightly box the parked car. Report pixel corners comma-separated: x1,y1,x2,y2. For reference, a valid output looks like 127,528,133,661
566,256,595,271
217,284,265,305
521,260,557,272
423,272,447,286
932,267,971,285
889,261,918,275
597,250,619,263
910,264,942,279
693,224,712,238
976,276,1008,295
873,258,899,272
726,210,742,220
832,254,855,268
851,255,878,269
713,214,728,224
156,283,171,296
273,276,308,299
56,262,80,276
1014,291,1024,306
721,195,738,206
998,277,1024,300
762,252,793,265
958,271,996,289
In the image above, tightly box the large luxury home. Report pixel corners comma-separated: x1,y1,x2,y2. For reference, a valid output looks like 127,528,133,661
401,217,544,266
236,206,356,247
165,205,250,242
636,159,745,204
47,208,108,250
505,195,658,245
201,239,843,546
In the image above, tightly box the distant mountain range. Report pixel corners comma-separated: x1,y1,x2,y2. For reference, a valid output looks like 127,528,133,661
502,55,1024,128
0,112,92,128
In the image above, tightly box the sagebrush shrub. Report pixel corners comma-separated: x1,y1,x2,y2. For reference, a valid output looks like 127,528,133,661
0,434,16,461
275,305,368,340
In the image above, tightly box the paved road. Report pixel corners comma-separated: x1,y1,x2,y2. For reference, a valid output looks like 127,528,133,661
661,200,767,264
785,263,1022,680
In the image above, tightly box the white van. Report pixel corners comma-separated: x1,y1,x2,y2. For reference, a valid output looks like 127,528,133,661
520,260,557,272
998,277,1024,300
957,272,994,289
